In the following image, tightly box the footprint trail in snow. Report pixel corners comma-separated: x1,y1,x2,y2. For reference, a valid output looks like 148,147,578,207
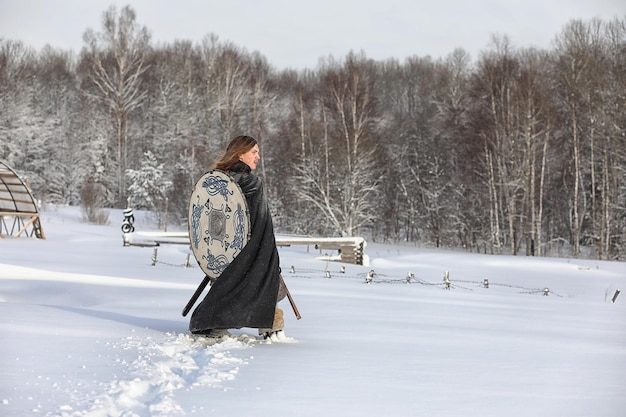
60,332,257,417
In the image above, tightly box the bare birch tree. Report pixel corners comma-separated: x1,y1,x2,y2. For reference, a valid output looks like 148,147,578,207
293,53,381,236
82,5,151,205
553,19,605,257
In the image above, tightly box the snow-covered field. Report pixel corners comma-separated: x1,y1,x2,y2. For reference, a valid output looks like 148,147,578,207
1,206,625,417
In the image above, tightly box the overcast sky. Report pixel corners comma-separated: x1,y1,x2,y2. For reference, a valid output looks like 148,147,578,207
1,0,624,69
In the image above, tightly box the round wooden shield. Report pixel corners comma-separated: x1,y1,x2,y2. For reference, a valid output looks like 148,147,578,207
188,170,250,280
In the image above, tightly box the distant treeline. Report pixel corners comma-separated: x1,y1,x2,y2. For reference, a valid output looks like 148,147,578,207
1,5,625,260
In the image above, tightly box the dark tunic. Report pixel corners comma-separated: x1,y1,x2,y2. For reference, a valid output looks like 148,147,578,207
189,162,280,332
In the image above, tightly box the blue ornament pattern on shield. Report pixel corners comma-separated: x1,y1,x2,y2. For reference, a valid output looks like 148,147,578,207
231,202,245,254
202,249,230,276
190,196,203,249
202,175,233,201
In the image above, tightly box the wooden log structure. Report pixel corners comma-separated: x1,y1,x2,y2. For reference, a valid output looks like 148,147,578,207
0,212,45,239
0,161,45,239
123,232,366,265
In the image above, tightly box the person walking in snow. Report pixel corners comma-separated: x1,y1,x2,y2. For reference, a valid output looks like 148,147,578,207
189,135,287,341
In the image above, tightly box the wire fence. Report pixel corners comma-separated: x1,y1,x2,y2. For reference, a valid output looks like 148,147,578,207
145,246,626,303
149,248,619,300
284,264,564,297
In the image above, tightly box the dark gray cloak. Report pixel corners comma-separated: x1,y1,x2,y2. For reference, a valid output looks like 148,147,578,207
189,162,280,332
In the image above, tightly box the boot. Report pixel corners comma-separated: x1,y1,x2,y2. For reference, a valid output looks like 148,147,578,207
259,307,284,337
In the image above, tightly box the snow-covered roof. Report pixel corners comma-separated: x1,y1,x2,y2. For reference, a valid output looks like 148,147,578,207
0,161,39,214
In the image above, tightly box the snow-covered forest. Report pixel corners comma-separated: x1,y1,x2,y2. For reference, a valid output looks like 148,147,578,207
1,5,625,259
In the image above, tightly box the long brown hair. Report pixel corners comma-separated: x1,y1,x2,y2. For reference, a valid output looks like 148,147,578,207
213,135,258,171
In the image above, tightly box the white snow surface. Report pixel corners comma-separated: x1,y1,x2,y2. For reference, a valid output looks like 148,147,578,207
1,206,625,417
